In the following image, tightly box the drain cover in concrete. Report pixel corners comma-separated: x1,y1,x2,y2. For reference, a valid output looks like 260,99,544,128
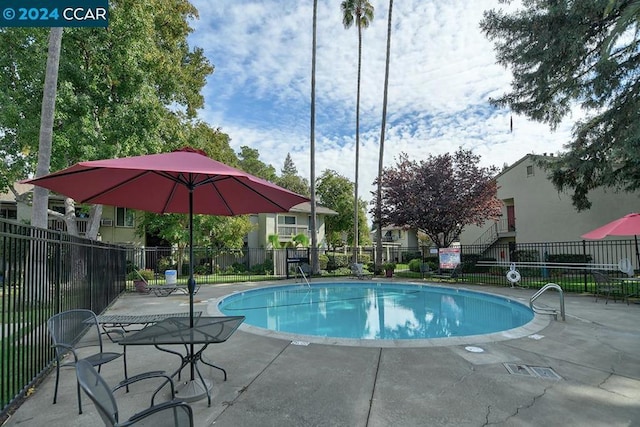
504,363,536,377
504,363,562,380
529,366,562,380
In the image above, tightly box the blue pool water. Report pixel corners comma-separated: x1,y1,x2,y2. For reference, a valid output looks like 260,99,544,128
218,283,534,340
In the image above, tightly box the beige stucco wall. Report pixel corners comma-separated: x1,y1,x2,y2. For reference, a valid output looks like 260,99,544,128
459,155,640,244
246,215,260,248
97,206,144,246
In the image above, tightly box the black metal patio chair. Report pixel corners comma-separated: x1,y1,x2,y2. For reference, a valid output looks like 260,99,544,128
76,359,193,426
47,309,128,414
592,271,625,304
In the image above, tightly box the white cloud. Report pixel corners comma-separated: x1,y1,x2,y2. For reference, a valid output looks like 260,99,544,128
189,0,574,219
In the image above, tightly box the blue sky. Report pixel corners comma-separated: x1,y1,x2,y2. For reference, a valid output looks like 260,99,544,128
187,0,575,206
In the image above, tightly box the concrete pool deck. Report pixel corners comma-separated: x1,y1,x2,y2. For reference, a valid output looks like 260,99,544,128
4,279,639,426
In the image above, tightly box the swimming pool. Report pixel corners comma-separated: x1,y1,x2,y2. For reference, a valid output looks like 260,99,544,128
217,282,539,345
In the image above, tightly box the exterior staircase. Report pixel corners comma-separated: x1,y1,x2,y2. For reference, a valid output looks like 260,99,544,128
470,219,513,254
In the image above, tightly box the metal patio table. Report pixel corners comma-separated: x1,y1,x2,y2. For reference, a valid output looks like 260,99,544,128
118,315,245,405
95,311,202,332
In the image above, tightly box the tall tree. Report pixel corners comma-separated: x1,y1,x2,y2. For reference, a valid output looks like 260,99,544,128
310,0,319,274
277,153,310,196
0,28,49,199
375,0,393,271
341,0,374,262
0,0,213,238
316,170,368,249
481,1,640,210
380,149,502,248
237,146,278,182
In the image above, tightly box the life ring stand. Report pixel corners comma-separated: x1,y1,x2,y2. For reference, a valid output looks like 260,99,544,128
506,270,521,283
506,262,521,287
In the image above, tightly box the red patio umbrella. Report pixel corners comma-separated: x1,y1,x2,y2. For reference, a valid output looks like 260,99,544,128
25,147,309,311
581,213,640,269
24,148,309,399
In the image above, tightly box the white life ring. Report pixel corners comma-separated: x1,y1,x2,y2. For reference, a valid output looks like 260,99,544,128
618,258,633,276
506,269,521,283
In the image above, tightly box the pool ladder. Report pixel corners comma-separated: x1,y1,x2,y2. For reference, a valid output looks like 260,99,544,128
298,265,311,288
530,283,565,321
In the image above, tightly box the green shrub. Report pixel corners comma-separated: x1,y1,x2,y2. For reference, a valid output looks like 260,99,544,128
547,254,593,264
127,269,154,281
232,262,247,273
382,262,396,271
408,258,423,272
318,254,329,270
460,254,482,273
359,253,371,264
194,264,209,275
488,266,504,275
513,249,539,262
402,251,422,263
476,257,497,272
547,253,593,274
326,253,351,270
250,260,273,275
157,256,175,272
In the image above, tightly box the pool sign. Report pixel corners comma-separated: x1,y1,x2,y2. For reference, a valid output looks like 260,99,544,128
439,247,461,269
1,0,108,27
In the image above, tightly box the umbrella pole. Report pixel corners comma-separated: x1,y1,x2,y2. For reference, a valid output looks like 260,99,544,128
188,188,196,381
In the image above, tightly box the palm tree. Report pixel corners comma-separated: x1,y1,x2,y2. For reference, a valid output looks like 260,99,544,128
375,0,393,271
341,0,374,263
310,0,320,274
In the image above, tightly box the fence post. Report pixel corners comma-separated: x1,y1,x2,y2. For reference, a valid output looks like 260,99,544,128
582,239,587,293
55,230,62,313
89,239,95,311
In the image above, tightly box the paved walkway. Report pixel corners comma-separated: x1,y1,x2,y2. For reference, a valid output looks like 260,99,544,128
3,279,639,426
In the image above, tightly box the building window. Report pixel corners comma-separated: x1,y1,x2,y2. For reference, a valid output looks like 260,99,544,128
278,215,296,225
0,207,17,219
116,207,135,227
526,165,534,177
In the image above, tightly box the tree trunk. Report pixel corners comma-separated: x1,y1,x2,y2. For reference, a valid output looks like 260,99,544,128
375,0,393,272
28,27,62,304
310,0,320,275
31,27,62,228
353,19,363,263
85,204,103,240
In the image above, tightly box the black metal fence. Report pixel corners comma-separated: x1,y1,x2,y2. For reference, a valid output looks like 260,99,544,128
3,220,638,420
123,246,359,287
0,219,126,420
454,240,638,292
123,239,639,294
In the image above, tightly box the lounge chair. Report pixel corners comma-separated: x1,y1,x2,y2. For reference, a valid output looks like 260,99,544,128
432,264,462,282
350,263,373,280
146,284,200,297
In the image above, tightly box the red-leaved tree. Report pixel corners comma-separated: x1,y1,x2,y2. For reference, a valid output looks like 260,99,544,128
378,148,502,248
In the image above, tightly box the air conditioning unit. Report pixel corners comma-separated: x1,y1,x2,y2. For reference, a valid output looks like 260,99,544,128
100,218,113,227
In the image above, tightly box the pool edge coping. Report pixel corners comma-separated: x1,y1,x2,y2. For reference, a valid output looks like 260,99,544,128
208,281,552,348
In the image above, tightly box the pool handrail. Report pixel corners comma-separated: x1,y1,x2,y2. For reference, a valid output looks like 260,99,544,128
530,283,565,321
